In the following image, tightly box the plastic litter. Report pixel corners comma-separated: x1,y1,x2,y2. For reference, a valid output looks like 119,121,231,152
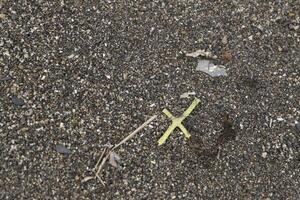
196,59,227,77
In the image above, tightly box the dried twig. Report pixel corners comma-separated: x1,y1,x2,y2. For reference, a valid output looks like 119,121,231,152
113,115,157,150
85,114,157,185
97,148,109,167
95,152,110,177
95,174,105,186
93,147,109,172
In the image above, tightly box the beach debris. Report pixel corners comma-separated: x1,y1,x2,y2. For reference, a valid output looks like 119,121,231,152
187,113,237,162
180,92,196,99
185,49,217,59
158,98,200,145
85,115,157,186
109,151,121,168
196,59,227,77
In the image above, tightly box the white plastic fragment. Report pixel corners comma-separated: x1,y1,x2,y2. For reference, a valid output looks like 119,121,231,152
196,59,227,77
180,92,196,99
109,151,121,168
185,49,217,59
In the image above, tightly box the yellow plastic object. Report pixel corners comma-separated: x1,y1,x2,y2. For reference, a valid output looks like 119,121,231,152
158,98,200,145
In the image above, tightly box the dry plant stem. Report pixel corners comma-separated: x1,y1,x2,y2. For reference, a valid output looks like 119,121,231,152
94,147,109,172
96,174,105,186
95,150,111,176
113,114,157,150
94,153,111,186
93,114,157,185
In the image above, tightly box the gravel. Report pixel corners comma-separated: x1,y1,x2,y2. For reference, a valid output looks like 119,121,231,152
0,1,299,199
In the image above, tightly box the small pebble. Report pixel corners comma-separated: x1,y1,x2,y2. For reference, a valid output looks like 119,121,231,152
262,152,267,158
11,96,25,106
0,75,12,81
0,13,6,20
150,160,156,164
60,122,65,129
55,144,72,154
295,122,300,133
222,35,228,44
277,117,284,121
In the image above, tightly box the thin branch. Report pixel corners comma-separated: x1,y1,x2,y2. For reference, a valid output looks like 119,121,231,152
93,147,109,172
95,151,111,176
113,115,157,150
96,174,105,186
89,114,157,186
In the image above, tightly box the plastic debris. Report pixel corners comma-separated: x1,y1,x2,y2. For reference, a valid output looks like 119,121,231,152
158,98,200,145
196,59,227,77
55,144,72,154
180,92,196,99
11,96,25,106
109,151,121,168
185,49,217,59
91,115,157,186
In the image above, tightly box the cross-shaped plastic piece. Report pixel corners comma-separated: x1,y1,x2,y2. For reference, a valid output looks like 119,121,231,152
158,98,200,145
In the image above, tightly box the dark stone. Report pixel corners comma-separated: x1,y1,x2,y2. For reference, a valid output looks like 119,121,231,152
11,96,25,106
296,122,300,134
55,144,72,154
0,75,12,81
